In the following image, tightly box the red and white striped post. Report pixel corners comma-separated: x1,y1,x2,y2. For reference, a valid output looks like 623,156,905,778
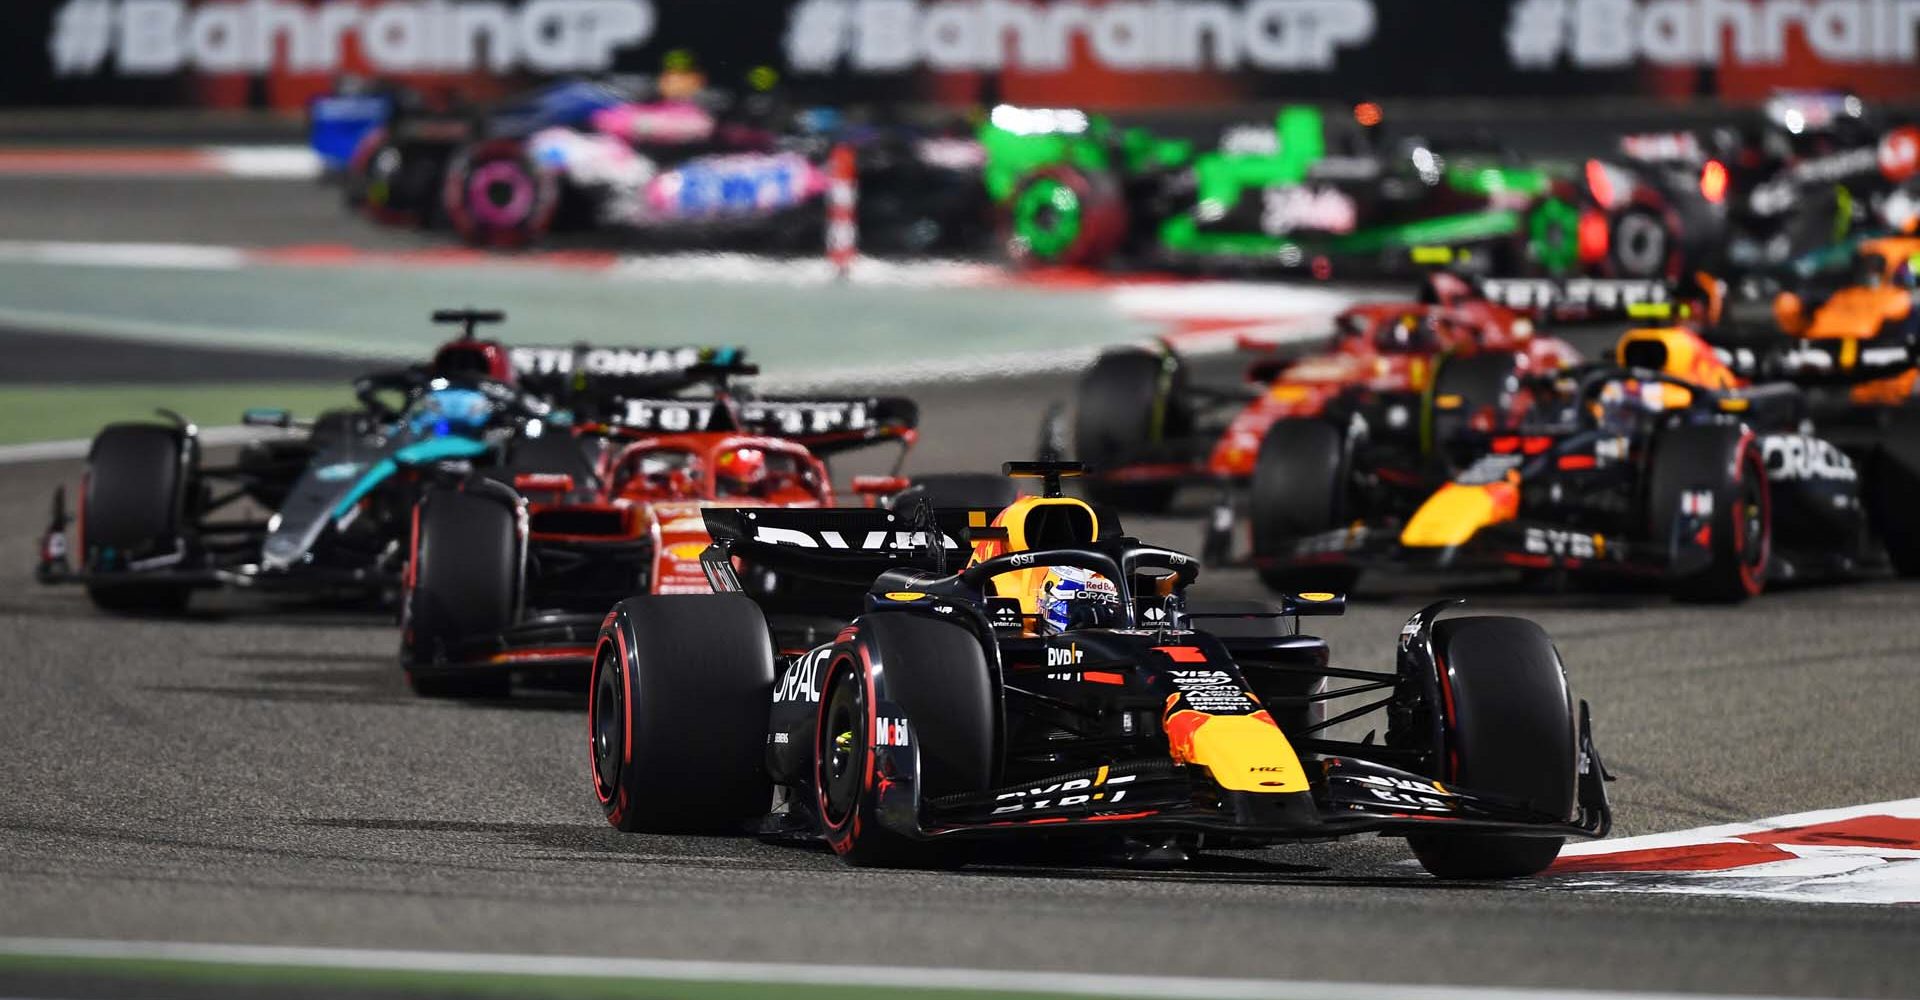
826,143,857,280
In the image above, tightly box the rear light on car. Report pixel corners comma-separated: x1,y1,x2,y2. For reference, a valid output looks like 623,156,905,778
1558,454,1598,470
1699,159,1729,204
1585,159,1616,207
1578,210,1610,265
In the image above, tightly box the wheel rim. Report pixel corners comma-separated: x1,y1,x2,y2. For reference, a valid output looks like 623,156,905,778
1611,212,1669,278
1013,178,1082,261
468,160,535,227
590,648,624,801
1529,198,1581,275
819,666,864,827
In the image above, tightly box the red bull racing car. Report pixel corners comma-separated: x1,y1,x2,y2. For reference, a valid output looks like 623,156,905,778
1250,318,1920,599
585,463,1610,878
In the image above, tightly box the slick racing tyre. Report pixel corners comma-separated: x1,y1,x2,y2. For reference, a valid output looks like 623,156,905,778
348,127,425,226
1004,166,1126,269
591,595,775,833
1868,407,1920,576
817,614,993,868
1606,205,1677,280
1428,350,1519,470
1524,196,1582,276
401,487,521,698
82,423,193,614
1407,616,1577,880
1249,419,1360,595
1648,425,1771,602
1075,349,1190,512
443,139,559,248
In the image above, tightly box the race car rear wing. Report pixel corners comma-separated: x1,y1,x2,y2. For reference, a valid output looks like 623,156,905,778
699,507,979,587
597,395,919,457
1475,277,1672,318
510,344,752,403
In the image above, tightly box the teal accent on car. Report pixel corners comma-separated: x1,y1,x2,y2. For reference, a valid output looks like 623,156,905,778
328,436,489,520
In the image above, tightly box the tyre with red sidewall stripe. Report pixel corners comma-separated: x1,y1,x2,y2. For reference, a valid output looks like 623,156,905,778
443,139,559,248
1408,616,1576,880
816,613,994,868
1648,424,1770,602
591,595,775,833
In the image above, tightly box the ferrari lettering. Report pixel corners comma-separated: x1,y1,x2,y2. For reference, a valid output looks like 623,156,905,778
620,400,717,431
741,401,872,435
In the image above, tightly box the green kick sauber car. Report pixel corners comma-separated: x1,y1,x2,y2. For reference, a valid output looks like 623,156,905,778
980,104,1608,277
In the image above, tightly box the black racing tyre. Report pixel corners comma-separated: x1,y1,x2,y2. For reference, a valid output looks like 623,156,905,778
1249,419,1360,595
1407,616,1576,880
1075,350,1189,512
818,614,994,868
896,473,1022,512
1004,165,1126,269
83,423,192,614
590,595,776,833
1429,351,1519,469
401,487,521,698
1647,425,1770,602
1607,205,1676,280
1868,407,1920,576
442,139,559,248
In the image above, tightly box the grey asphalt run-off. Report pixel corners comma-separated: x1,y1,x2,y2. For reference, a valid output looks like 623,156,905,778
0,172,1917,999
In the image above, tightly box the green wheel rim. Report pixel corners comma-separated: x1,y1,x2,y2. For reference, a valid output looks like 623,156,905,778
1528,197,1581,275
1013,178,1083,261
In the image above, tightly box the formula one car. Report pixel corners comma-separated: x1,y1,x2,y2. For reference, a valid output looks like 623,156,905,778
1250,319,1920,598
1613,91,1920,276
314,77,988,252
1068,273,1602,560
399,358,922,697
585,462,1610,879
33,312,561,613
982,103,1677,279
34,311,736,615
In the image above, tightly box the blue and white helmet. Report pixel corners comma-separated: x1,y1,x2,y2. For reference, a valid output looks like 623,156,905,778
1037,565,1121,634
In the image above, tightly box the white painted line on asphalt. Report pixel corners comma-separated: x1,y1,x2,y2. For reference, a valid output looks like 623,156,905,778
0,426,270,466
0,938,1849,1000
204,146,325,180
0,240,247,270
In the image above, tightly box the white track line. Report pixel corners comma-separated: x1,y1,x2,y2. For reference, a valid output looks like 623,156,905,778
0,938,1845,1000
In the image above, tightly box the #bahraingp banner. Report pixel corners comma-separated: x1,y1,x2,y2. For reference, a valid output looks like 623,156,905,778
11,0,1920,110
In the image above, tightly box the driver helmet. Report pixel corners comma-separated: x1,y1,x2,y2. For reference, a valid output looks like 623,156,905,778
406,387,494,438
715,447,769,495
1037,566,1121,635
431,338,514,385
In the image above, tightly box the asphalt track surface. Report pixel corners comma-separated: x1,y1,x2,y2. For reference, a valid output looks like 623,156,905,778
3,175,1920,998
